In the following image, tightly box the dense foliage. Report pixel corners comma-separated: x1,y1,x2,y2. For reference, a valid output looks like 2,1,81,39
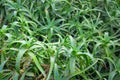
0,0,120,80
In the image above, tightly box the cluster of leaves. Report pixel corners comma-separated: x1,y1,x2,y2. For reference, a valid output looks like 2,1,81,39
0,0,120,80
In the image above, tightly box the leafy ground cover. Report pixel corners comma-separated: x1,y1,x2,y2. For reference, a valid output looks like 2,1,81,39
0,0,120,80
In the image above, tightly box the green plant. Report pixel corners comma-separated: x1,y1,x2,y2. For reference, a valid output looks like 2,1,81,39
0,0,120,80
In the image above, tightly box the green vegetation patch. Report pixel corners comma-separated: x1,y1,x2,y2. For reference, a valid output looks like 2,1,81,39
0,0,120,80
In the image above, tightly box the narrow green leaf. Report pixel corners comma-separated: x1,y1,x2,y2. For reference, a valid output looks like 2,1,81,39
69,57,75,74
108,71,116,80
15,49,27,71
69,35,76,47
13,71,19,80
0,60,7,72
54,63,60,80
28,52,46,77
46,56,55,80
68,59,98,79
